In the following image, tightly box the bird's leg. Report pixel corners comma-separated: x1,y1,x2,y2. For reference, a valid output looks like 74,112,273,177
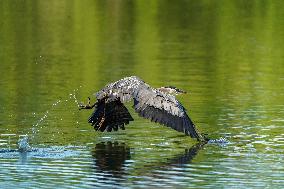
97,98,107,131
79,97,96,110
97,117,105,131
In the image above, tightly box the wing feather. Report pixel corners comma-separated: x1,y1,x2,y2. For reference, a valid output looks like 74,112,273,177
96,76,144,103
133,87,202,140
88,98,133,132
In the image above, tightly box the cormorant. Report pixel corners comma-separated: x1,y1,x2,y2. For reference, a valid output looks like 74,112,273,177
79,76,205,141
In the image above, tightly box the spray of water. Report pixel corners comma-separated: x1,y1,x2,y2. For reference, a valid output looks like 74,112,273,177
30,87,81,134
18,135,30,152
208,137,230,146
18,87,83,151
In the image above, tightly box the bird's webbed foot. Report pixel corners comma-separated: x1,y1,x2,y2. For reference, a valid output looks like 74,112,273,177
79,97,96,110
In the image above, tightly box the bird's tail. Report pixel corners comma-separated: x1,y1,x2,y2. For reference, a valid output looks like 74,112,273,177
88,98,134,132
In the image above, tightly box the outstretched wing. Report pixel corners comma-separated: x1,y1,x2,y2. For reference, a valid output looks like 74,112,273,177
133,86,203,140
93,76,203,140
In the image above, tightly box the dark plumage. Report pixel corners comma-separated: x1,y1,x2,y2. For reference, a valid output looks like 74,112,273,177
79,76,204,141
88,98,133,132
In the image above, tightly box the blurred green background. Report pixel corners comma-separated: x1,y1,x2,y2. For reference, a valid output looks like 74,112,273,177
0,0,284,188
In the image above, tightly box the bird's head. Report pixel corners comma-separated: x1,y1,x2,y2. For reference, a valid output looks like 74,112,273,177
157,86,187,95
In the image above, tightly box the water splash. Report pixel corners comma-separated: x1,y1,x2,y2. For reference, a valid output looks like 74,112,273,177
0,87,83,157
1,87,85,155
208,137,230,146
70,88,81,106
30,87,82,138
18,135,31,152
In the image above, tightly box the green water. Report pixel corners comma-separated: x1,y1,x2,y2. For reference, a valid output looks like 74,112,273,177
1,0,284,188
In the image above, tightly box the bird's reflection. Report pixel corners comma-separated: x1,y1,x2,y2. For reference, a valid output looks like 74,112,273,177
139,141,207,182
92,141,206,179
167,141,206,166
92,141,131,177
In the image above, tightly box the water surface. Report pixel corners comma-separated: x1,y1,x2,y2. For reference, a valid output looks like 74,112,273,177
1,0,284,188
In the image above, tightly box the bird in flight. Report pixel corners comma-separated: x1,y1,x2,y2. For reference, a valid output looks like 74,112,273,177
79,76,205,141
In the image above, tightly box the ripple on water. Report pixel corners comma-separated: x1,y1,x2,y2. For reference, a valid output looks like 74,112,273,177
0,145,85,159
